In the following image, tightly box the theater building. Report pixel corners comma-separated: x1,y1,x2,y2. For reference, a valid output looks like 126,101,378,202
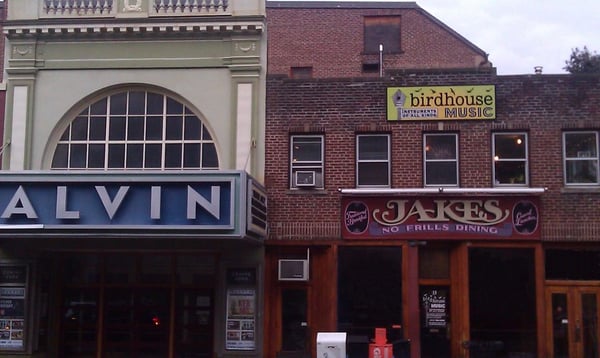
0,1,267,357
264,2,600,358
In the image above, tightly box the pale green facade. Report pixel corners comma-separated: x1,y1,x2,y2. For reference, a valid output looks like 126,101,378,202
0,1,267,357
4,0,266,181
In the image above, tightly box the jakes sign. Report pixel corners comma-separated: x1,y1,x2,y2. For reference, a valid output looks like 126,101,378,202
342,196,540,240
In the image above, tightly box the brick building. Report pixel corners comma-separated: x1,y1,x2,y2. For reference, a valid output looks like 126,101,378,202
264,2,600,358
267,1,491,78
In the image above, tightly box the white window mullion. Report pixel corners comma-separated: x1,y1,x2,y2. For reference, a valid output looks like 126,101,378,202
104,97,110,170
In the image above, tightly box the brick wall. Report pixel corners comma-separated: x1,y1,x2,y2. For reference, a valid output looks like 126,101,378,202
267,4,490,78
265,70,600,240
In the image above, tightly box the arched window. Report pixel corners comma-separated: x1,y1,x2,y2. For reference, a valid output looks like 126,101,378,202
51,90,218,170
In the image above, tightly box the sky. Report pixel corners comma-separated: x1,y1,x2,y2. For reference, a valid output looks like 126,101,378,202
416,0,600,75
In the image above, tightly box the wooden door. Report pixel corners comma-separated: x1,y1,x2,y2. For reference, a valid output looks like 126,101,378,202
546,286,600,358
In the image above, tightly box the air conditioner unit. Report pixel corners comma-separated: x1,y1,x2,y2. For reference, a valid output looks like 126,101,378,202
278,259,309,281
295,171,316,187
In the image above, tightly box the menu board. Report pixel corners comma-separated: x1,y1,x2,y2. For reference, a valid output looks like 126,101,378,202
225,288,256,350
0,265,27,351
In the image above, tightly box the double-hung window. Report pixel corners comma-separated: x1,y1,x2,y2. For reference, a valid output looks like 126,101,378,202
290,135,324,189
563,131,599,185
493,132,528,185
424,133,458,186
356,134,390,187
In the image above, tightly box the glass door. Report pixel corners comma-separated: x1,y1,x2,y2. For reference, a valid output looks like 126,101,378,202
420,285,450,358
57,254,216,358
419,247,451,358
103,287,170,357
547,287,600,358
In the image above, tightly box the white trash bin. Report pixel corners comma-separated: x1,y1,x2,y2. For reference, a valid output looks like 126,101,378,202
316,332,347,358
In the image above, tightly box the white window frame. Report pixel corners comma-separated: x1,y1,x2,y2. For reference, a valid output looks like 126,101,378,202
356,134,390,188
563,131,600,185
423,133,458,187
492,132,529,186
290,135,324,189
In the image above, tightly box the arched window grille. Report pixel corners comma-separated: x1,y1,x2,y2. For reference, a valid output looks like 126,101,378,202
51,90,218,170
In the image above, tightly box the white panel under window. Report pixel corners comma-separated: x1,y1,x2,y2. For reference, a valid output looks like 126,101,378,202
236,83,253,172
10,86,28,170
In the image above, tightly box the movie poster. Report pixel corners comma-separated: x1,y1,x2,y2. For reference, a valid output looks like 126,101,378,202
0,265,27,351
225,289,255,350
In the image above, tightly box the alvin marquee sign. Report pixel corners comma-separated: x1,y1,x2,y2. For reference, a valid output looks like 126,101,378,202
387,85,496,121
342,196,540,240
0,172,266,236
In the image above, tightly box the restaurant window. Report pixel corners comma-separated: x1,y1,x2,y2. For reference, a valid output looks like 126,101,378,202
469,248,537,356
563,131,599,185
364,16,401,54
424,133,458,186
290,135,324,189
493,132,528,185
51,90,219,170
356,134,390,187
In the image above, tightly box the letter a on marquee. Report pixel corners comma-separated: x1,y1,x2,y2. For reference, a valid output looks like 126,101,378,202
1,186,38,219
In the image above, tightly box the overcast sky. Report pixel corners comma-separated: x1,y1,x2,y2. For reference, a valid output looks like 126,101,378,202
416,0,600,75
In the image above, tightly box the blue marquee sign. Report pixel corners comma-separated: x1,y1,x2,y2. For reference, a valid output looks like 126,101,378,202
0,172,249,231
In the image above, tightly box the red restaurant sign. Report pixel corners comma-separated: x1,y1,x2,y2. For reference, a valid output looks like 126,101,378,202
342,196,540,240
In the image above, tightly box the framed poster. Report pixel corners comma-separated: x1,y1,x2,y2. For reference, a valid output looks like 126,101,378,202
0,265,28,351
225,288,256,350
421,287,448,330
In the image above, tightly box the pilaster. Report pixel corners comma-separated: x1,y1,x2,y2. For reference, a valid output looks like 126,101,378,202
3,41,38,170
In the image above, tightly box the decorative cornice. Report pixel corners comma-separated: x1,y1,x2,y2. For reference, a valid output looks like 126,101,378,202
3,21,264,37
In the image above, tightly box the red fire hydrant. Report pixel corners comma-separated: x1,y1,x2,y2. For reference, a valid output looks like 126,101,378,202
368,327,393,358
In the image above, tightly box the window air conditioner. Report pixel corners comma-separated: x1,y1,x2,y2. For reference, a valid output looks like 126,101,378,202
278,259,309,281
295,171,316,187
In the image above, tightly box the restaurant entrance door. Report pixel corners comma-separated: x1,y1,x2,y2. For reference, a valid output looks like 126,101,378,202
418,246,452,358
546,286,600,358
419,285,450,358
